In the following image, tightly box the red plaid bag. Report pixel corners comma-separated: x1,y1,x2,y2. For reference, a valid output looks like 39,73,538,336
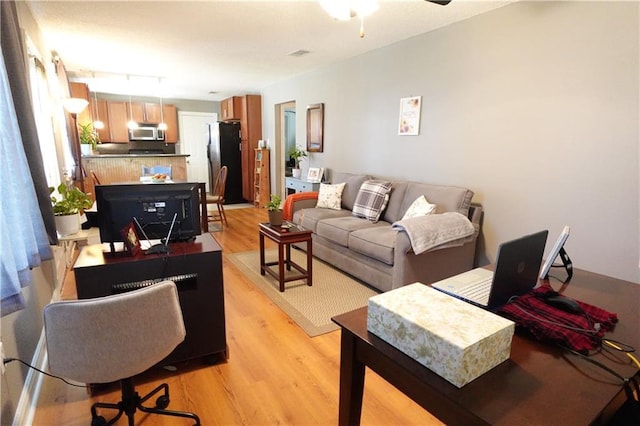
497,284,618,353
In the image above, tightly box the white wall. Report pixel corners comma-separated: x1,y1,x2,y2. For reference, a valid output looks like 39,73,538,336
262,1,639,283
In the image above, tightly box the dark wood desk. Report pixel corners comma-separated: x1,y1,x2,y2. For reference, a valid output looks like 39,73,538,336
74,233,227,365
332,269,639,425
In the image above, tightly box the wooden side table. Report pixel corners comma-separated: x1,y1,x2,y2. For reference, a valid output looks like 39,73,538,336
259,222,313,292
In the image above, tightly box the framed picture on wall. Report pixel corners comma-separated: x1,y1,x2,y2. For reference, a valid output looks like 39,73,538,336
398,96,422,136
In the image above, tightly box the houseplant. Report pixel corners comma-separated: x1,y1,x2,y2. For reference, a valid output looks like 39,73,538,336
78,122,100,156
49,183,93,235
288,146,307,178
265,193,283,226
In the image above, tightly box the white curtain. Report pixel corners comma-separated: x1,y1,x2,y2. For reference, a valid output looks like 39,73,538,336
28,53,61,188
0,52,53,315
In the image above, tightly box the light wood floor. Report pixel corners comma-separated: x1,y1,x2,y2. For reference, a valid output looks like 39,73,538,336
32,207,441,425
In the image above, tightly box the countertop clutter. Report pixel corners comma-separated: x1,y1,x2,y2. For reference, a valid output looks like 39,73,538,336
83,154,189,158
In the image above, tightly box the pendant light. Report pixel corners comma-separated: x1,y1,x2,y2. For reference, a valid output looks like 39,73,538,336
92,91,104,129
91,72,104,129
158,77,167,131
127,75,138,130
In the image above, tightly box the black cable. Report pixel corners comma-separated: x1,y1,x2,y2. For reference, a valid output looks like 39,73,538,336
561,345,629,383
3,357,86,388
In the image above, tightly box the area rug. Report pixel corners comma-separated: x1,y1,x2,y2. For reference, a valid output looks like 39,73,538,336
227,249,379,337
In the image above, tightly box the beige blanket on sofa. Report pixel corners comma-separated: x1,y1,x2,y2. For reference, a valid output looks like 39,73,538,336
392,212,475,255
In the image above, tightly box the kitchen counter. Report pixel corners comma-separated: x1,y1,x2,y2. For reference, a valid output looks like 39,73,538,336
83,154,190,158
82,155,190,197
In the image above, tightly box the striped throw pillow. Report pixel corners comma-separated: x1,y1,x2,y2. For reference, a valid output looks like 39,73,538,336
352,180,392,222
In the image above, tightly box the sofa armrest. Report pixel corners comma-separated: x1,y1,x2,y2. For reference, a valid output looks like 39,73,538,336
283,192,318,221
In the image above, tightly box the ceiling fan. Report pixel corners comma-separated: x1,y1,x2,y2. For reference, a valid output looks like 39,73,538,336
322,0,453,37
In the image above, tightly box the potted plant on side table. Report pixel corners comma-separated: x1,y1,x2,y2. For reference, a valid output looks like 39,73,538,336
288,146,307,179
78,122,100,156
49,183,93,236
266,194,283,227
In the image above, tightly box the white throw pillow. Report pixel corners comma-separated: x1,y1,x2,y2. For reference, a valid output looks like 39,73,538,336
402,195,436,220
316,182,346,210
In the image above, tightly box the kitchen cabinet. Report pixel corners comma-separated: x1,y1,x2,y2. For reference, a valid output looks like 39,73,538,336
106,101,130,143
100,101,178,143
128,102,161,123
240,95,262,201
162,104,179,143
69,82,92,126
220,96,242,121
90,98,111,143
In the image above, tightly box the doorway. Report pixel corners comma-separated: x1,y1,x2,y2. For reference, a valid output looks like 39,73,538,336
178,111,217,191
275,101,296,198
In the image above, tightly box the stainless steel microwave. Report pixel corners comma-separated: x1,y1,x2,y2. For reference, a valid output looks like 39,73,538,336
128,124,165,141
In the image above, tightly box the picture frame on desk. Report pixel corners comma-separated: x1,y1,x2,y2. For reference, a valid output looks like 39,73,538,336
120,222,141,256
307,167,324,183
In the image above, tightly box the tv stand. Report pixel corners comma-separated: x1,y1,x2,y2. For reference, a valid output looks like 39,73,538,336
73,233,227,365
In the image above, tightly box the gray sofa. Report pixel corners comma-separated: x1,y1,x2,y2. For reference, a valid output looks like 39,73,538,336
288,172,482,293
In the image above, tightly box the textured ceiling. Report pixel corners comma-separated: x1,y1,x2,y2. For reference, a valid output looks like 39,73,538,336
26,0,515,101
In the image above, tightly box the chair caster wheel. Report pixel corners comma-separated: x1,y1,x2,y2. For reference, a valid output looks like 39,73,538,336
156,395,170,409
91,416,107,426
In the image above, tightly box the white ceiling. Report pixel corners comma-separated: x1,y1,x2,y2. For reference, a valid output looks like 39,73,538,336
26,0,515,101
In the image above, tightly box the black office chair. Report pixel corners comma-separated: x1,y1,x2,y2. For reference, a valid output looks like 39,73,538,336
43,281,200,425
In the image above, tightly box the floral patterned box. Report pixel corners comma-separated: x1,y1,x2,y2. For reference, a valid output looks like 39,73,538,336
367,283,515,388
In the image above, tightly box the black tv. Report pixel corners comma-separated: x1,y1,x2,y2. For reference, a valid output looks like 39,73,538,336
95,183,201,252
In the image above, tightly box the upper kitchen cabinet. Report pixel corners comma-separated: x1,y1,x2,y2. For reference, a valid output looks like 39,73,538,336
162,104,179,143
69,82,92,126
220,96,242,121
90,98,111,143
107,101,130,143
129,102,158,123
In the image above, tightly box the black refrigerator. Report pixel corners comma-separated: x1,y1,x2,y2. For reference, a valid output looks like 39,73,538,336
207,122,244,204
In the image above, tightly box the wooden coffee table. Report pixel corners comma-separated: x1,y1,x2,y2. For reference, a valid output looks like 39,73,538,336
259,222,313,292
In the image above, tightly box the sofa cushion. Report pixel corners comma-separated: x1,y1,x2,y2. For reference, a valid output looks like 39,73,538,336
381,181,408,224
401,195,436,220
316,216,386,247
316,182,346,210
401,182,473,217
352,180,393,223
294,207,351,233
349,226,397,266
330,172,370,211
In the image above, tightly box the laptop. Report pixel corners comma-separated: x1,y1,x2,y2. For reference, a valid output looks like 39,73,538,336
431,230,548,309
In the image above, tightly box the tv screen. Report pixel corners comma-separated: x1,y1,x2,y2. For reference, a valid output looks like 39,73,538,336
95,183,201,249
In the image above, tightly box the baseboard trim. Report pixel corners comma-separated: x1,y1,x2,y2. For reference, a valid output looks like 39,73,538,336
12,331,47,426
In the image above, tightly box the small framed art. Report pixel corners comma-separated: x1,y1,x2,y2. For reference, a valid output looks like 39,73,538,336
120,222,141,256
307,167,324,183
398,96,422,136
